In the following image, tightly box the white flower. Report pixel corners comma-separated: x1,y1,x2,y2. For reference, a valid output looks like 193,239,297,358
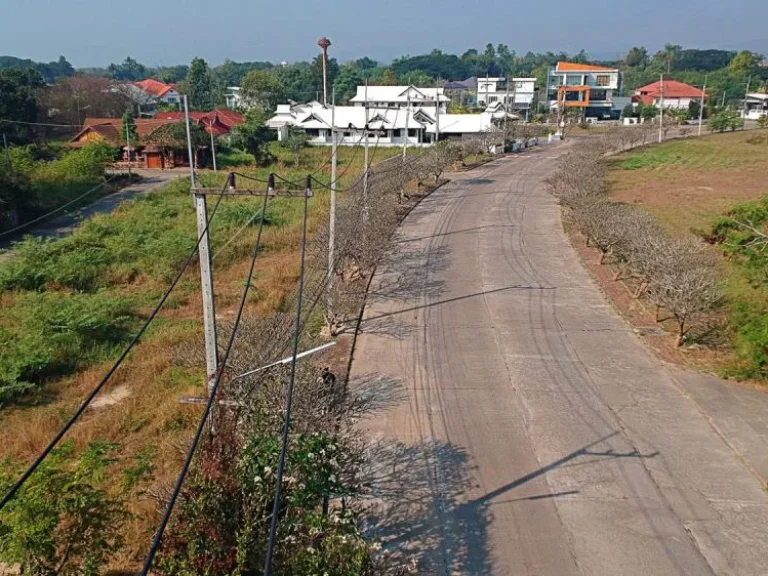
306,546,316,554
329,474,337,483
308,452,315,460
254,476,262,483
263,466,272,474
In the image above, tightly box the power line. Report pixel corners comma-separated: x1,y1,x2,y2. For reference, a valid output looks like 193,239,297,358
139,183,274,576
0,174,120,239
264,177,312,576
0,177,231,512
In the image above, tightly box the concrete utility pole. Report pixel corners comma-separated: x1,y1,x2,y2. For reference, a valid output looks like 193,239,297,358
363,79,369,201
185,94,218,393
317,37,332,106
209,120,217,171
698,74,707,137
505,77,511,131
403,92,410,160
329,89,337,285
435,80,441,143
742,76,751,128
126,122,132,182
658,73,664,144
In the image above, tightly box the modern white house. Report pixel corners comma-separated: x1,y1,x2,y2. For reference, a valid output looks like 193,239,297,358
349,85,450,113
742,93,768,120
266,97,514,147
133,79,182,106
225,87,243,110
475,77,537,116
545,61,622,119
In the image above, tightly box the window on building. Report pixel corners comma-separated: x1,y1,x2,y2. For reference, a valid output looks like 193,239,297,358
590,90,607,101
305,129,319,137
595,75,610,87
408,128,418,137
566,75,582,86
489,96,498,103
392,129,401,137
343,131,351,137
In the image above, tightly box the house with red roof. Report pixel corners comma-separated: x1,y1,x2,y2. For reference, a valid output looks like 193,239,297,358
134,79,183,106
635,80,706,110
545,61,622,120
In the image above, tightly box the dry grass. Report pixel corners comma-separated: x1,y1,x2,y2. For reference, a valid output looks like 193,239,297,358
608,131,768,235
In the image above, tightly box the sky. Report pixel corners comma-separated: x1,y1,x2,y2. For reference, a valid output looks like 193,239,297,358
1,0,766,68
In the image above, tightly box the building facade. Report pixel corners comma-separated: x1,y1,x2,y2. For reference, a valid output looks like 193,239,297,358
348,85,450,113
742,93,768,120
475,77,537,116
545,62,621,119
635,80,705,110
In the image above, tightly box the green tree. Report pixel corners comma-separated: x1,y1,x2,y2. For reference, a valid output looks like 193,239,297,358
0,69,45,143
240,69,285,111
107,56,146,81
625,46,649,68
380,68,398,86
185,57,215,110
709,109,743,132
230,110,274,166
729,50,761,77
0,441,129,576
663,43,683,72
281,126,310,166
332,65,363,104
120,109,138,145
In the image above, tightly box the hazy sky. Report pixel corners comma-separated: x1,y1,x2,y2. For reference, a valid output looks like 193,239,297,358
1,0,766,68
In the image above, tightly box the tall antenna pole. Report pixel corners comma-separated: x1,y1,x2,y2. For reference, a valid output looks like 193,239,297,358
698,74,707,137
317,37,332,106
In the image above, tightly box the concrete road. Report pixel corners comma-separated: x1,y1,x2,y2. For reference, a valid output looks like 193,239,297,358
351,146,768,575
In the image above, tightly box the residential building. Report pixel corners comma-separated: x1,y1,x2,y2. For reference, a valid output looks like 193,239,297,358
635,80,705,110
349,85,450,113
225,86,242,110
741,93,768,120
475,77,537,116
266,98,513,147
69,110,244,169
134,79,183,105
546,61,622,119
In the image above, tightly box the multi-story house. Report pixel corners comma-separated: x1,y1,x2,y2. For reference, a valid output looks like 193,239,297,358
545,62,621,120
475,77,537,117
348,85,450,113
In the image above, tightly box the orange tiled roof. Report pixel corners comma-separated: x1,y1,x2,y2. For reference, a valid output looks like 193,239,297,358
556,61,616,72
134,78,177,98
636,80,706,99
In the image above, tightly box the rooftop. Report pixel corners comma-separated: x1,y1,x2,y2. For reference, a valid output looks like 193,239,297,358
555,61,617,73
349,85,450,104
134,78,178,98
636,80,706,99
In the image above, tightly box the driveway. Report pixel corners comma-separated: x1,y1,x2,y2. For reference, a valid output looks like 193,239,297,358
351,146,768,575
0,170,181,253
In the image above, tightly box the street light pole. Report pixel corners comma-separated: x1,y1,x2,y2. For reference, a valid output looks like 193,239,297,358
698,74,707,137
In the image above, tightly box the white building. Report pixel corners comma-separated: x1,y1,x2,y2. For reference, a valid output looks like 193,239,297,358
349,85,449,113
266,98,513,147
475,77,537,115
545,61,621,119
742,93,768,120
635,80,706,110
225,87,242,110
133,79,182,106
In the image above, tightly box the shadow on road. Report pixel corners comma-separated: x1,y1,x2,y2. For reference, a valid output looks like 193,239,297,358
361,432,658,574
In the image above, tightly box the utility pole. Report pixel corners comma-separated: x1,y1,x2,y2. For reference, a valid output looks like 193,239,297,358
363,79,369,202
435,80,441,143
209,120,217,171
698,74,707,137
505,77,511,131
126,122,132,182
185,94,218,394
329,88,337,285
658,73,664,144
742,76,751,128
403,92,410,160
721,90,727,108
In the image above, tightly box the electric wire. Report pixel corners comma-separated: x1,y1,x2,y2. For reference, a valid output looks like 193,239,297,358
0,176,231,512
0,174,120,239
139,183,273,576
263,178,311,576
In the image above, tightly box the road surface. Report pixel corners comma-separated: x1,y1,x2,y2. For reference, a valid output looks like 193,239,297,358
351,146,768,575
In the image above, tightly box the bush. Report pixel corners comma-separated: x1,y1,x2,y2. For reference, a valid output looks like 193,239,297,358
709,109,743,132
710,197,768,284
0,292,136,403
0,441,129,575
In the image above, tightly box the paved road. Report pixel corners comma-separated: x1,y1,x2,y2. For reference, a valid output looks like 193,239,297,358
0,170,180,255
351,146,768,575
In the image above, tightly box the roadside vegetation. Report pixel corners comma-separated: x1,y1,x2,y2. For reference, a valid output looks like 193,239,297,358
0,135,482,572
564,128,768,379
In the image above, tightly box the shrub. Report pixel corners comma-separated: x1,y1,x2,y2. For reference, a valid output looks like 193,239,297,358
0,441,129,576
0,292,136,403
757,115,768,130
708,109,743,133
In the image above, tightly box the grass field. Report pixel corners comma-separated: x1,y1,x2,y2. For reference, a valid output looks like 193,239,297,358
606,129,768,380
0,141,407,567
608,131,768,235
